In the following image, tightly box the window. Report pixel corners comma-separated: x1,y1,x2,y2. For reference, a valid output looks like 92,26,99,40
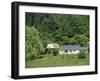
73,49,76,52
65,50,68,52
69,50,72,52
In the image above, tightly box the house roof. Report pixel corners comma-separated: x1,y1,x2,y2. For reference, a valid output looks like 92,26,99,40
47,43,60,49
60,45,88,50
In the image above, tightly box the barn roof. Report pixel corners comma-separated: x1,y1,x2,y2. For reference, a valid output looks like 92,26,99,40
60,45,88,50
53,43,60,48
47,43,60,48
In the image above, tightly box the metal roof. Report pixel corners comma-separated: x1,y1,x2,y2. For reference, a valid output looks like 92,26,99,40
60,45,88,50
47,43,60,48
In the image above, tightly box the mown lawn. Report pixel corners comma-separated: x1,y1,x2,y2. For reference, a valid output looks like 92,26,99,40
25,53,89,68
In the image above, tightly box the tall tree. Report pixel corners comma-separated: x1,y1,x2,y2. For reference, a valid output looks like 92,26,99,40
25,27,43,60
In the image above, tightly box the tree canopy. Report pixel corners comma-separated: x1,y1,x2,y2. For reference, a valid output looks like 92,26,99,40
25,13,89,47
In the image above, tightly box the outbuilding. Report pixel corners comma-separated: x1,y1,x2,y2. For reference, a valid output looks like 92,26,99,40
44,43,60,54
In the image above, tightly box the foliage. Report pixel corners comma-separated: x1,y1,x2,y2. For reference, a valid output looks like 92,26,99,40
25,13,89,46
53,49,59,56
25,27,43,60
78,51,86,59
25,13,89,61
73,34,88,46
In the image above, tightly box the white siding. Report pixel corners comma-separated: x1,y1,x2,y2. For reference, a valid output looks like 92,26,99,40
59,49,80,54
59,50,65,54
68,50,80,54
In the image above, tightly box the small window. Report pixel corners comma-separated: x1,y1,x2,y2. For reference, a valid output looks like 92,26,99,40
65,50,68,52
73,49,76,52
69,50,72,52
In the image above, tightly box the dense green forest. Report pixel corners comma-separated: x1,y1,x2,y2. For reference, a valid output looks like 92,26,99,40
25,12,89,61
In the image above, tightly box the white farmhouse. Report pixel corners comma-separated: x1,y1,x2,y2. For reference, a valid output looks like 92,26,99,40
59,45,88,54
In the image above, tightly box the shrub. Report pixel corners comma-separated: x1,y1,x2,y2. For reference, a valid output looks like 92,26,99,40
78,51,86,59
25,27,43,61
53,49,59,56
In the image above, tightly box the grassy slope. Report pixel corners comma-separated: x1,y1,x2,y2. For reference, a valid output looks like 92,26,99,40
25,53,89,68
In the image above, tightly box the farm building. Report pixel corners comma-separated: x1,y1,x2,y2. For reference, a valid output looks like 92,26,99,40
44,43,60,54
47,43,60,49
59,45,88,54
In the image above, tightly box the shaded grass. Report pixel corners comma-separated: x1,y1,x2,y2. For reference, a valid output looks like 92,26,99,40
25,53,89,68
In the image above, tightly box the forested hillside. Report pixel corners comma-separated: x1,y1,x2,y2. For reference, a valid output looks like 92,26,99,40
25,12,89,48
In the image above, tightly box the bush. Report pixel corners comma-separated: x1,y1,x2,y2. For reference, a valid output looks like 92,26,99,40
78,51,86,59
25,27,43,61
74,35,88,46
53,49,59,56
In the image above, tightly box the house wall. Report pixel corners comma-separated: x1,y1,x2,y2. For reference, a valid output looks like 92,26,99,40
68,50,80,54
59,50,65,54
59,49,80,54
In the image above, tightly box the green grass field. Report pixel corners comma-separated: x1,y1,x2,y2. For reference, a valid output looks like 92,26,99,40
25,53,89,68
